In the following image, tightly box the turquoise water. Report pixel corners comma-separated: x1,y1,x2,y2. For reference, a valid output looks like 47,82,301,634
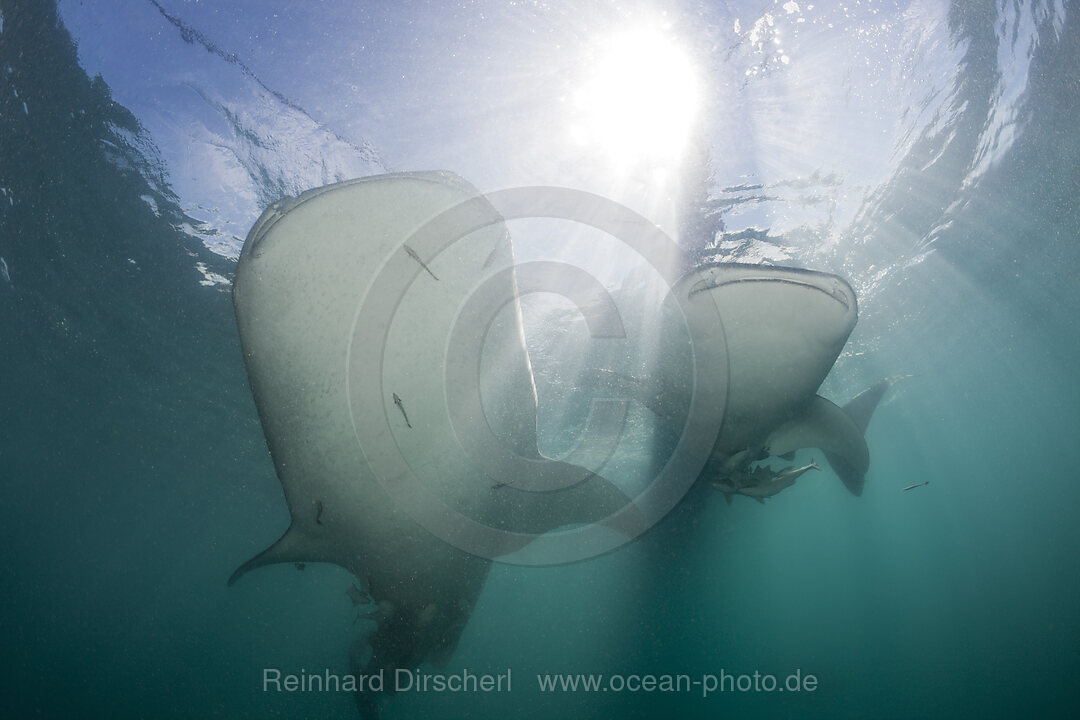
1,0,1078,717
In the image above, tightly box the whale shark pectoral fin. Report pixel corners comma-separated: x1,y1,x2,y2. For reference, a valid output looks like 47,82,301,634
766,395,870,496
228,523,311,586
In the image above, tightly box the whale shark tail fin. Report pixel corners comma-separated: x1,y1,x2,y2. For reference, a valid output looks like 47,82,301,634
767,376,902,496
842,375,908,435
823,376,905,495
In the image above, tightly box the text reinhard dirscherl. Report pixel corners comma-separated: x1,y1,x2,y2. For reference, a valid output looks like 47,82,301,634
262,668,819,698
263,668,512,694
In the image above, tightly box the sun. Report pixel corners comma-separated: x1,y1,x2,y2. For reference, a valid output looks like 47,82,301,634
569,27,701,168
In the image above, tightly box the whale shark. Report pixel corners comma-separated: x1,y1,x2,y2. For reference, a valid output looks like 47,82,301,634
226,171,895,716
229,172,647,716
652,262,900,499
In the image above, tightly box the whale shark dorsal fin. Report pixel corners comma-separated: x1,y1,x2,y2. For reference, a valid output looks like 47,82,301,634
766,395,869,496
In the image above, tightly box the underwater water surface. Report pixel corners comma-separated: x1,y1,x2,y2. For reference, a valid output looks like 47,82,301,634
1,0,1078,718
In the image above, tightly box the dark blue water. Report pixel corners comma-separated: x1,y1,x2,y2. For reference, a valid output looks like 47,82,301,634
1,0,1078,717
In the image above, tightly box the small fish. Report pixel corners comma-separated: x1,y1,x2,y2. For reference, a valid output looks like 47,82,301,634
902,480,930,492
315,500,324,524
346,582,372,606
354,600,394,625
294,562,306,570
0,256,10,285
481,233,510,269
773,459,821,484
711,459,819,505
403,244,439,280
392,392,412,428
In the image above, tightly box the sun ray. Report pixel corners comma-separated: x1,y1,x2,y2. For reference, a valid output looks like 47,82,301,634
568,27,701,170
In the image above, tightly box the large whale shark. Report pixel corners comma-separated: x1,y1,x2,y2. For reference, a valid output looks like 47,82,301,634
226,171,893,716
